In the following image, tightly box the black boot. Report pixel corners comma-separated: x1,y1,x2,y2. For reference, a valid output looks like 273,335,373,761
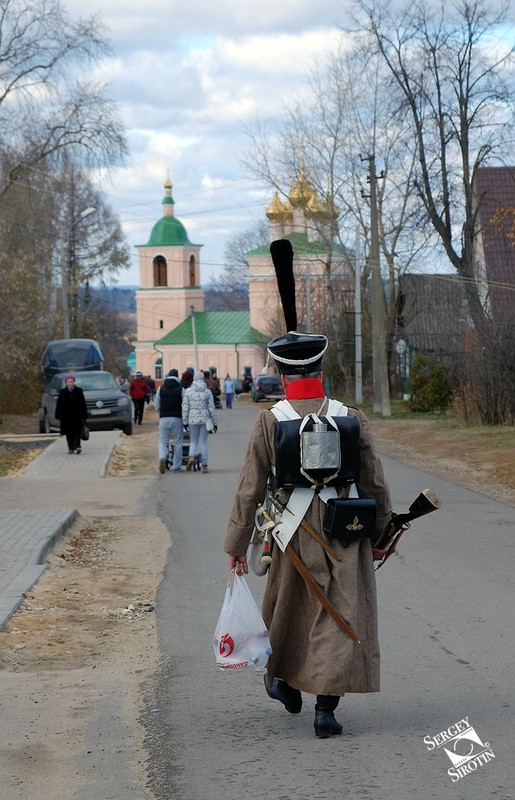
264,675,302,714
314,695,342,738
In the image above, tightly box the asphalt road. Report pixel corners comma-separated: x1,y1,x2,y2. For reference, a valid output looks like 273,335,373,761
142,401,514,800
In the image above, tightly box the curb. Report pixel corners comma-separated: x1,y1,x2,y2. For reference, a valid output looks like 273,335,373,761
0,508,81,630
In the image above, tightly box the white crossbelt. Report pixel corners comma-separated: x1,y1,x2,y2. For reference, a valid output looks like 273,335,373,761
269,399,358,552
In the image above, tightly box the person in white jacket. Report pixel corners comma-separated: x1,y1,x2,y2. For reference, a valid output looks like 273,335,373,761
182,370,217,473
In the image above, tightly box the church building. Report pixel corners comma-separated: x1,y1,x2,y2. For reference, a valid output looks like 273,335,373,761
134,178,267,380
133,172,352,380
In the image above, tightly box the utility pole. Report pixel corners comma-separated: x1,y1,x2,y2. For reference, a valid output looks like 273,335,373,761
364,154,391,416
190,304,199,370
354,226,363,405
305,262,312,331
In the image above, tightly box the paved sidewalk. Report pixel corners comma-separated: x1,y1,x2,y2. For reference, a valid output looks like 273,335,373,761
0,430,122,629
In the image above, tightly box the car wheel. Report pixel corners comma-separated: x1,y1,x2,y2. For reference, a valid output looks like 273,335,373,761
38,416,46,434
252,394,258,402
122,422,133,436
43,412,51,433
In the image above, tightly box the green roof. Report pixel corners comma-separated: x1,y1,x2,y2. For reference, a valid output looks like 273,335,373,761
156,311,268,346
139,216,202,248
247,231,348,257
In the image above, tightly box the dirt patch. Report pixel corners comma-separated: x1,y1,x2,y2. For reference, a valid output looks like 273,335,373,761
108,411,159,476
0,413,40,436
369,418,515,506
0,517,162,672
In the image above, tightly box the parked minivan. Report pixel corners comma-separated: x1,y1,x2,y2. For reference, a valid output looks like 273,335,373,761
41,338,103,390
39,370,132,435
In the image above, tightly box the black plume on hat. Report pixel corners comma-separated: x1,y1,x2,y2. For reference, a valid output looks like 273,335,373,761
270,239,297,332
268,238,328,375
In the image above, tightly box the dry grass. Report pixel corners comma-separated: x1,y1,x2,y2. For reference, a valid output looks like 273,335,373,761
369,416,515,504
0,413,49,476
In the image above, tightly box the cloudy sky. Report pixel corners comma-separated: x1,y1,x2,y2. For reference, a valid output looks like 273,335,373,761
65,0,349,285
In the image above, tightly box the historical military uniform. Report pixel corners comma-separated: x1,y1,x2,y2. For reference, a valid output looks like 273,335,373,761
225,239,391,737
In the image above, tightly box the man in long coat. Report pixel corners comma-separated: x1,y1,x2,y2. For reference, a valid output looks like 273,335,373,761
224,332,391,738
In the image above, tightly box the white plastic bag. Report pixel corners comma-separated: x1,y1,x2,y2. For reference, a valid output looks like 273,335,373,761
213,571,272,670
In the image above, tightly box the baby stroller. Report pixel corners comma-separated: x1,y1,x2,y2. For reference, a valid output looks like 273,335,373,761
166,426,201,471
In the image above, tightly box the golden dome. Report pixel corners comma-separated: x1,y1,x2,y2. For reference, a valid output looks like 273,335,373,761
307,193,327,215
289,168,316,208
266,190,292,222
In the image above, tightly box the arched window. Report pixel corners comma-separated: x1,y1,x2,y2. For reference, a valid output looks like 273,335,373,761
189,255,196,287
153,255,167,287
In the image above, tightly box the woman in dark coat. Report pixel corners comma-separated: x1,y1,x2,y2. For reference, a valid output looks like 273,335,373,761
55,374,88,454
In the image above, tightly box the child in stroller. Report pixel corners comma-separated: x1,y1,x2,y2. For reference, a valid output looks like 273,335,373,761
166,425,201,471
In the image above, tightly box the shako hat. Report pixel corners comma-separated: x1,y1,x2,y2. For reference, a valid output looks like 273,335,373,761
267,331,328,375
267,239,328,375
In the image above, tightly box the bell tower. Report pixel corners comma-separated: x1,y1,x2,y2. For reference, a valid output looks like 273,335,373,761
134,177,204,375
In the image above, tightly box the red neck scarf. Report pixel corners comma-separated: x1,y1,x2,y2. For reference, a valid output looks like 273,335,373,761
285,378,325,400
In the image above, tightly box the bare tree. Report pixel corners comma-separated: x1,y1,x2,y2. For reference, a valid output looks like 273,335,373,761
240,40,434,402
0,167,60,411
0,0,127,198
207,222,268,311
355,0,515,422
0,158,130,415
241,93,357,384
55,164,131,337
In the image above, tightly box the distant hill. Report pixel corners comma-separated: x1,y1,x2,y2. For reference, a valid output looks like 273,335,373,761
91,283,249,315
89,285,137,314
205,282,248,311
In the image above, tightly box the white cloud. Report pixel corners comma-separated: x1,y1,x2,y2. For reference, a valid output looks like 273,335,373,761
65,0,348,284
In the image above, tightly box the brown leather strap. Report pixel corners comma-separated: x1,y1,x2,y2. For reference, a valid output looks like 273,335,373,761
284,544,360,644
300,519,342,562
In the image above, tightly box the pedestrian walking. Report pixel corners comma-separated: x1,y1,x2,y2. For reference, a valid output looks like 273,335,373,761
182,370,217,473
145,375,156,403
129,372,148,425
223,374,236,409
203,370,221,408
224,239,391,738
180,368,194,389
55,374,88,454
155,369,184,473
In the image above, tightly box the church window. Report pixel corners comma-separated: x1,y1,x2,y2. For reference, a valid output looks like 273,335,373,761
189,255,196,287
153,255,167,286
159,320,164,329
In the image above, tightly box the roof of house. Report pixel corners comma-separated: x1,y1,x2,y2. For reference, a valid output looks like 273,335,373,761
398,273,467,356
155,311,269,346
474,166,515,321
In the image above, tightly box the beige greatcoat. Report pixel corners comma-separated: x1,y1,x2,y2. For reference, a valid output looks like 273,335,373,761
224,398,391,697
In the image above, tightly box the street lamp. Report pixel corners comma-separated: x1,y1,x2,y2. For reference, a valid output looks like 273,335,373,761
61,207,96,338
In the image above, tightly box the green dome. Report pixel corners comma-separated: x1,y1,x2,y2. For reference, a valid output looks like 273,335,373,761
146,216,192,247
